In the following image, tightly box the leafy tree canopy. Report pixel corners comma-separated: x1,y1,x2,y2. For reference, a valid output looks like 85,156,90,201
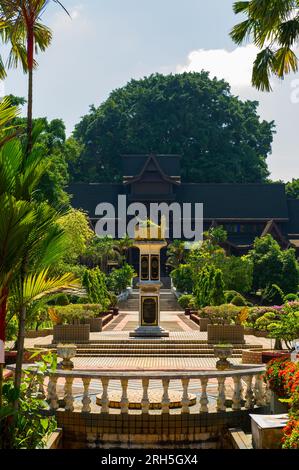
72,72,275,183
286,179,299,199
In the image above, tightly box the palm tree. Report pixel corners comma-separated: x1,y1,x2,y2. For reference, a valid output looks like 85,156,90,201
0,1,69,153
231,0,299,91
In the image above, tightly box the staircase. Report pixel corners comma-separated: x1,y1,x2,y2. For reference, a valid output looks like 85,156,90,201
72,339,262,358
119,289,182,312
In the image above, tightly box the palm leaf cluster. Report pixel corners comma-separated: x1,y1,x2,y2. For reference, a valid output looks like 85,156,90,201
231,0,299,90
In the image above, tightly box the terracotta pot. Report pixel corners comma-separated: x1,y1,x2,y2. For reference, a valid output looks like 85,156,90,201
185,308,191,315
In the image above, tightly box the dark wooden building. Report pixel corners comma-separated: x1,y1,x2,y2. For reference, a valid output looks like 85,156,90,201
69,154,299,276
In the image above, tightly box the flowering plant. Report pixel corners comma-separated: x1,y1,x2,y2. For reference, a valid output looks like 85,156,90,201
265,358,299,448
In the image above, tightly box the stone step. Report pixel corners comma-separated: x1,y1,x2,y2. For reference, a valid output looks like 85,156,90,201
65,340,262,348
76,352,243,358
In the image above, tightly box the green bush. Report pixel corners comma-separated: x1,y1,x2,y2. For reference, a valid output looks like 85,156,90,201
178,294,195,310
224,290,240,303
82,268,110,311
262,284,284,306
52,304,101,325
231,294,247,306
171,264,194,294
284,293,298,302
106,264,136,295
199,304,242,324
255,312,278,330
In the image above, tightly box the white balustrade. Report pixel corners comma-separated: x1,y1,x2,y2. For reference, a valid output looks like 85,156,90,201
82,378,91,413
244,376,255,410
181,378,190,414
232,376,242,411
217,377,226,412
161,378,170,414
120,378,129,414
101,378,110,414
199,377,209,413
47,375,59,411
64,377,74,412
141,378,150,414
15,366,268,417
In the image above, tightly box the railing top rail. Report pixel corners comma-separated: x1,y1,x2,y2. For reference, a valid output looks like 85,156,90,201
8,364,265,380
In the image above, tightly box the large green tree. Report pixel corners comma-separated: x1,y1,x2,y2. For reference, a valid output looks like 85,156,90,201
72,73,274,183
231,0,299,91
286,179,299,199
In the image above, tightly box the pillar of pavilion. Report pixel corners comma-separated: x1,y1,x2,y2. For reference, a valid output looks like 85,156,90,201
130,219,169,338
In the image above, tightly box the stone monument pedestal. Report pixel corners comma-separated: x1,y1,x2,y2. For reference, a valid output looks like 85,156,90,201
130,229,169,338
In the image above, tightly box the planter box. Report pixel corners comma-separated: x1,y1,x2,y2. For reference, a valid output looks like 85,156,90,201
190,314,200,326
242,349,263,364
25,329,53,339
250,414,288,449
199,318,212,332
269,392,289,414
86,318,103,333
262,350,291,364
207,325,245,344
43,429,63,450
53,324,90,343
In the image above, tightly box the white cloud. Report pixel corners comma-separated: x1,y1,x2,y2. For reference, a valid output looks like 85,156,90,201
177,44,260,88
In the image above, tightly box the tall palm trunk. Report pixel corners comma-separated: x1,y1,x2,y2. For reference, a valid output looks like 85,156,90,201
26,25,34,156
0,287,9,408
14,304,26,400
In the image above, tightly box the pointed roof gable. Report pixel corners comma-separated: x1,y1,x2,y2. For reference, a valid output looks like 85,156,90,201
123,154,180,186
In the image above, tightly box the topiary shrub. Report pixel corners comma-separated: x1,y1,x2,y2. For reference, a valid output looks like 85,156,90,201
224,290,240,303
171,264,194,294
255,312,278,330
284,293,298,303
231,294,247,306
262,284,284,306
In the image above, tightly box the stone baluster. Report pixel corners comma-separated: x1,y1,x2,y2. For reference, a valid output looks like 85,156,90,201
38,379,46,399
120,378,129,414
47,375,59,411
100,378,110,414
244,375,255,409
200,377,209,413
265,381,271,405
217,377,226,412
141,378,150,414
64,377,74,412
181,378,190,414
232,376,242,411
86,433,97,449
161,378,170,414
254,374,265,406
82,378,91,413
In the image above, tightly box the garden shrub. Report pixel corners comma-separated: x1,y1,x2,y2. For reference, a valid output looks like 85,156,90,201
49,304,102,325
231,294,247,306
284,293,298,303
171,264,194,294
106,264,136,295
82,267,110,311
262,284,284,306
194,265,225,308
178,294,195,310
199,304,242,324
255,312,278,330
224,290,240,303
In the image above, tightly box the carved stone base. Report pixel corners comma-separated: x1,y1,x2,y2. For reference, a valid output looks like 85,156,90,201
129,326,169,338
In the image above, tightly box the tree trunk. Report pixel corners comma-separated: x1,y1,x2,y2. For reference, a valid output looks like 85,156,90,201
26,25,34,156
13,305,26,411
26,67,33,155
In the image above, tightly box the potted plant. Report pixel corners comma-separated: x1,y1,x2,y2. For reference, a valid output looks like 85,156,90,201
109,292,119,316
214,343,233,370
57,344,77,370
178,294,194,315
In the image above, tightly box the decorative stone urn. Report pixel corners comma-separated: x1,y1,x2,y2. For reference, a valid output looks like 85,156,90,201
214,344,233,370
57,344,77,370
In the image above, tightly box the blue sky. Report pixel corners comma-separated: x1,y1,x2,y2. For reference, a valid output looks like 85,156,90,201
2,0,299,181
